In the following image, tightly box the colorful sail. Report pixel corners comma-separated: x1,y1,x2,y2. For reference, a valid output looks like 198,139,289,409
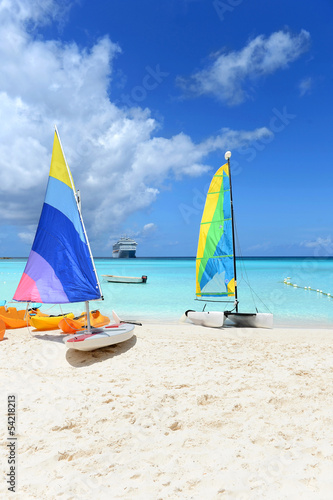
14,130,102,304
196,162,235,298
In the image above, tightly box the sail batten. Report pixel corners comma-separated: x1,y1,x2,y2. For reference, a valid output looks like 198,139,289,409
195,162,235,299
13,130,102,304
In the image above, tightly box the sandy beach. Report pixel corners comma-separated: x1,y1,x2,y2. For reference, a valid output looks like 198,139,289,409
1,321,333,499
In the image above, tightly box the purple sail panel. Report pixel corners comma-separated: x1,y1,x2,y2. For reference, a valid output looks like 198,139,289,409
14,250,68,303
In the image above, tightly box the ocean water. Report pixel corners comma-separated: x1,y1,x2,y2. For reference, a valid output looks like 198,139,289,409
1,257,333,327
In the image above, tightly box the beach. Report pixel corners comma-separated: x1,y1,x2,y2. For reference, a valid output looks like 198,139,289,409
1,321,333,499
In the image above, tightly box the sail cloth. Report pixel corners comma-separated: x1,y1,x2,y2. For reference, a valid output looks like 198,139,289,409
196,162,235,299
14,130,101,304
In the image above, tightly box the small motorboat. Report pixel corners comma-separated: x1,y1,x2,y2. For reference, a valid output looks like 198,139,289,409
29,312,75,331
58,310,110,333
102,274,147,284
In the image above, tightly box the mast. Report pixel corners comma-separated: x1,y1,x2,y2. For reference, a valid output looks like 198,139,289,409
225,151,239,313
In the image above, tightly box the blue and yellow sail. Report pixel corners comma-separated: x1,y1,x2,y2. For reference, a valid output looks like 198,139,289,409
196,162,235,298
14,129,102,304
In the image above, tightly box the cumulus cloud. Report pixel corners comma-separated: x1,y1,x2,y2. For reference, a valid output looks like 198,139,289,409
177,30,311,105
142,223,157,234
0,0,272,252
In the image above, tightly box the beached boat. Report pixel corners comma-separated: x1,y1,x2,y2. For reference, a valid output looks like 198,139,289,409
0,318,6,341
59,310,110,333
102,274,147,284
64,323,134,351
0,306,31,329
0,304,44,329
186,151,273,329
13,127,135,348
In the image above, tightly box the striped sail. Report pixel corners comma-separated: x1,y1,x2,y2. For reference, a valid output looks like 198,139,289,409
196,162,235,298
14,130,102,304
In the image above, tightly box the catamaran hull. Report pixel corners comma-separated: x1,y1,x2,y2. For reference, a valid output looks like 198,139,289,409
186,311,273,329
186,311,224,328
64,323,135,351
225,313,273,329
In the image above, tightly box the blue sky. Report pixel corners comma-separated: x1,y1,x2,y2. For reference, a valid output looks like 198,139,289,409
0,0,332,257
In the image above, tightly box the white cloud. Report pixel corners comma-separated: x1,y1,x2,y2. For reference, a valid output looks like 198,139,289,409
142,223,157,234
178,30,311,105
247,242,272,252
299,77,313,97
300,236,333,258
0,0,273,252
18,230,35,245
301,236,333,249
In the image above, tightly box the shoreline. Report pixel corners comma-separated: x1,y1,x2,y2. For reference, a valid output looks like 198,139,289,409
2,256,333,327
107,314,333,330
2,307,333,330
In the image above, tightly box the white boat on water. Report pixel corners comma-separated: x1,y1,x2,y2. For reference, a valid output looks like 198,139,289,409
112,236,137,258
102,274,147,284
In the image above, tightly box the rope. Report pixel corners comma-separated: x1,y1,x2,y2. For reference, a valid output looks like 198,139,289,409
233,216,272,314
283,278,333,298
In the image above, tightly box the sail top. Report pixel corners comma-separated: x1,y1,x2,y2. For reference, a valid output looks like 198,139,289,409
13,130,102,304
195,161,235,299
49,130,76,190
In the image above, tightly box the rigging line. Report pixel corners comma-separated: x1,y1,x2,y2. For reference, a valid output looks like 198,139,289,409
235,249,272,313
232,211,258,310
233,213,272,313
244,281,272,313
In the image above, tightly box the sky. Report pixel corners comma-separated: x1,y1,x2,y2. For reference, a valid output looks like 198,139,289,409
0,0,332,257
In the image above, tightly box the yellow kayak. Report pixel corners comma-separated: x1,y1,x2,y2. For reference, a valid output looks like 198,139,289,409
29,312,75,331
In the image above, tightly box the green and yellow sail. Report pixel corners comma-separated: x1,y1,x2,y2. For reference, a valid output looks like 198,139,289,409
196,162,235,298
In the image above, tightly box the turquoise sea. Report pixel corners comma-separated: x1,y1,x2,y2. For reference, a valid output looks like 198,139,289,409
1,257,333,327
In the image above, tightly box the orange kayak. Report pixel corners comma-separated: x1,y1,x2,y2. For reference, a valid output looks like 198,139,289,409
0,306,30,329
59,310,110,334
0,306,44,329
0,318,5,340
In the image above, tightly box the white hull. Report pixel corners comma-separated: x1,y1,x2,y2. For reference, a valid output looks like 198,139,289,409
112,237,137,258
112,250,136,258
187,311,224,328
226,313,273,329
186,311,273,329
65,324,135,351
102,275,147,284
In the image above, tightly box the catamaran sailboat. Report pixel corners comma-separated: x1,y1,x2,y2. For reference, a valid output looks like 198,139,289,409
186,151,273,329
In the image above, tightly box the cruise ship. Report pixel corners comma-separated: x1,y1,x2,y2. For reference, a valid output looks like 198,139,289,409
112,236,137,258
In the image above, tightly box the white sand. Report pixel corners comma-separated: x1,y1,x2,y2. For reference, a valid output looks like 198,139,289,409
1,321,333,499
